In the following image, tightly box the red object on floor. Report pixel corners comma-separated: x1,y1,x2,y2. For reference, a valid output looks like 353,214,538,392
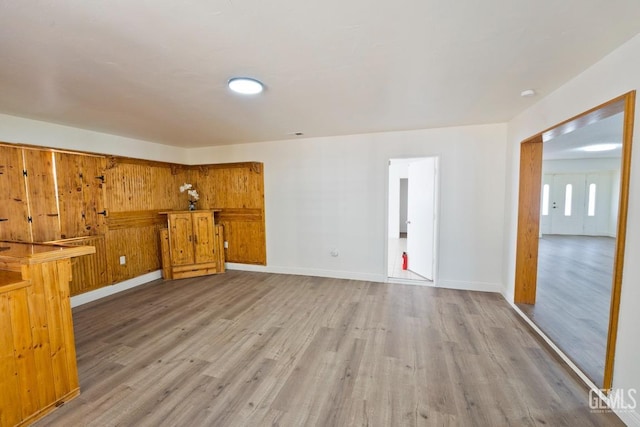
402,252,408,270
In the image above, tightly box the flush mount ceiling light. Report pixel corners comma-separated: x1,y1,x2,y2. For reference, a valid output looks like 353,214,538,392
228,77,264,95
520,89,536,97
580,143,622,152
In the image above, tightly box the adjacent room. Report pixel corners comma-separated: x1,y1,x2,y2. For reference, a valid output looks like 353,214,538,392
1,1,640,426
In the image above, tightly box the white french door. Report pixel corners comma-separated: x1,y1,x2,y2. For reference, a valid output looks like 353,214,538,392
540,172,614,236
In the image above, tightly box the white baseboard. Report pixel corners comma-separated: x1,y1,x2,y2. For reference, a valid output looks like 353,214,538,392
436,279,502,293
227,263,502,295
508,301,638,426
387,277,434,286
70,270,162,308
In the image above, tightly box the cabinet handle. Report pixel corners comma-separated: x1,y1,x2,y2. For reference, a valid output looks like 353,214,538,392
188,235,192,242
194,235,198,244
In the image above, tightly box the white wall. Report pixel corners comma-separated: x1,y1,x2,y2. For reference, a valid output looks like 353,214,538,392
0,113,187,163
188,124,507,291
542,158,620,174
504,33,640,426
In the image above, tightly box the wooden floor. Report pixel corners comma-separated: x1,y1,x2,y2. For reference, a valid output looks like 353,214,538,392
36,271,622,426
518,235,615,388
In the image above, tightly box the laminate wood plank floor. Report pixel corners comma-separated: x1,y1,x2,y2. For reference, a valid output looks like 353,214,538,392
518,235,615,388
36,271,622,426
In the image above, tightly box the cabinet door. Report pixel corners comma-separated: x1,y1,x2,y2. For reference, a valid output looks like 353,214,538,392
192,212,216,264
24,149,61,241
0,146,30,241
169,213,194,266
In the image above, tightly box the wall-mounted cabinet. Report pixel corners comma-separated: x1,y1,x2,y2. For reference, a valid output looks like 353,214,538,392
160,210,225,280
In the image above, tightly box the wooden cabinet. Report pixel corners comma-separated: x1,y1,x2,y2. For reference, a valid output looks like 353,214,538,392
160,211,225,279
0,241,95,427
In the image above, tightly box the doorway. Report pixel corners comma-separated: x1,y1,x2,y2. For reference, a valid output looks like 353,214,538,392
387,157,438,283
514,92,635,391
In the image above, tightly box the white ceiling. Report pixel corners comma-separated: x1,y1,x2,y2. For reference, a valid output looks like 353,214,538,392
543,112,624,160
1,1,640,148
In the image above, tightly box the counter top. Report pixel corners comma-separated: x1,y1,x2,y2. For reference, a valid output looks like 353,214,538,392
0,240,96,265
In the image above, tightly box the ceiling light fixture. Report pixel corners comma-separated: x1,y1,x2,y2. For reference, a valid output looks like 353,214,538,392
228,77,264,95
580,143,622,152
520,89,536,97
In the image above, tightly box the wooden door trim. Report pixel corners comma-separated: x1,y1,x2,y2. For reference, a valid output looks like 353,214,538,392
514,91,635,391
603,90,635,389
514,136,543,304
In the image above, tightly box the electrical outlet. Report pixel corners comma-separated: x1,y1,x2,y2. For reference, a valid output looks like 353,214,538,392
119,255,126,265
224,241,229,249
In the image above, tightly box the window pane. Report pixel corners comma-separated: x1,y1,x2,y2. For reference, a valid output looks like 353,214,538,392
564,184,572,216
588,183,596,217
542,184,550,216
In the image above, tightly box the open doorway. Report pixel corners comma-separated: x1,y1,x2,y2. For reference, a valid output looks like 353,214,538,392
387,157,438,283
514,92,635,391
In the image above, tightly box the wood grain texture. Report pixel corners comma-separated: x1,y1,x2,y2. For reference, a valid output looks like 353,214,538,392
105,160,189,212
23,150,61,242
1,141,266,294
160,228,172,280
48,236,109,296
0,146,30,241
604,90,635,391
0,254,81,427
106,225,164,284
35,272,622,426
514,137,543,304
55,152,107,238
0,292,22,427
191,163,266,265
163,211,224,279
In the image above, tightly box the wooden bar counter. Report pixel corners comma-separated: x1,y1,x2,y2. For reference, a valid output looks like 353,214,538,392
0,241,95,427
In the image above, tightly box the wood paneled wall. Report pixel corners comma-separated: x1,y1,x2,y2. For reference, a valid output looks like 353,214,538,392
0,142,266,295
48,236,109,296
55,152,107,238
190,162,266,264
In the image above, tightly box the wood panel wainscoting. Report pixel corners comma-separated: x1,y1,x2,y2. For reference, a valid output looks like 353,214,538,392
0,241,94,427
191,162,266,265
0,140,267,296
46,236,109,296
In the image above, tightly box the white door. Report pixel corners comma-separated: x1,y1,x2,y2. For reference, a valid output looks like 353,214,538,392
549,174,586,235
406,158,436,280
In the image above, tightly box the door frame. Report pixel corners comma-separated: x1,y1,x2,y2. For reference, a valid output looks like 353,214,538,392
514,91,635,391
385,156,440,285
